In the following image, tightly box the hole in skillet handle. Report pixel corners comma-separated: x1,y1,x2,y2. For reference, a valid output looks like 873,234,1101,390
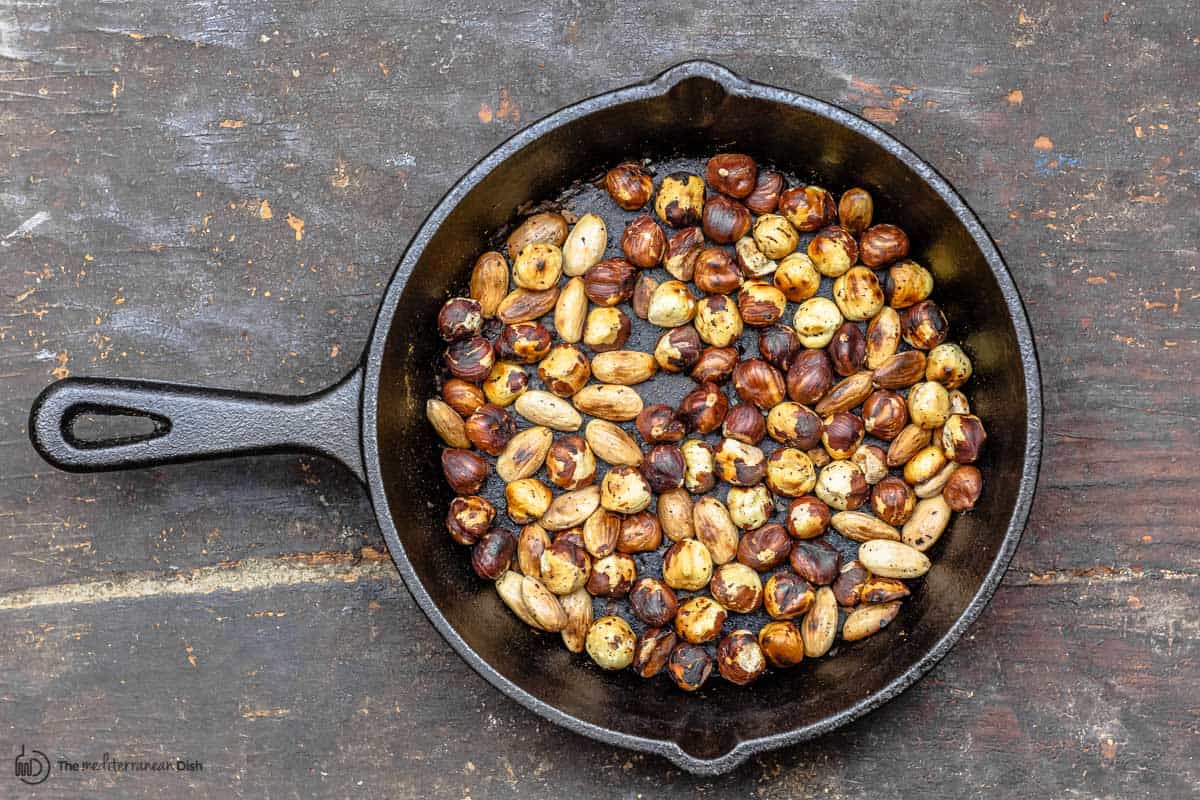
66,405,172,449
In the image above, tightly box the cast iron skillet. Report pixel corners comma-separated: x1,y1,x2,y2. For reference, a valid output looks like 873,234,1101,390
28,61,1042,775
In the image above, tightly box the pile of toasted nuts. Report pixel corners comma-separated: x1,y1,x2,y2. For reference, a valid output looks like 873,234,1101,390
428,154,986,691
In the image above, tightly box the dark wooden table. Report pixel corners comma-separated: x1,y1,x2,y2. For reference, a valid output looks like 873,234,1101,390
2,1,1196,797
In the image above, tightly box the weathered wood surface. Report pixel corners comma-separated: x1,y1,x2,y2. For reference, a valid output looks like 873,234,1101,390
0,0,1196,797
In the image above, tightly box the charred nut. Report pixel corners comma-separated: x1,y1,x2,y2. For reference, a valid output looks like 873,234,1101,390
765,573,816,620
559,587,593,653
437,297,483,342
861,576,911,604
723,403,767,445
632,272,658,319
584,419,642,467
621,215,667,268
814,371,875,416
838,187,874,235
943,414,987,463
900,300,949,350
944,465,982,511
774,253,821,302
554,277,587,344
693,247,743,294
506,211,567,261
663,226,705,281
766,447,817,497
807,225,859,278
540,486,602,531
706,153,758,198
815,460,869,511
465,403,517,455
908,381,951,429
539,538,591,594
866,307,902,369
675,596,728,644
737,522,792,571
442,448,488,495
678,381,729,434
758,324,802,371
445,336,495,382
717,630,767,685
655,172,706,228
766,402,824,450
537,345,591,398
693,495,740,564
658,488,695,542
727,484,774,530
715,438,768,488
585,616,636,670
582,507,621,558
789,538,842,586
600,465,652,514
779,184,836,231
654,326,703,373
872,350,927,390
737,281,788,328
495,425,553,482
710,563,764,614
886,424,932,467
662,538,714,590
862,389,909,441
872,476,916,526
483,361,529,407
633,627,677,679
681,439,717,494
842,601,902,642
517,523,551,577
512,242,563,291
702,194,752,244
690,346,739,384
759,621,805,668
832,560,869,607
901,495,952,552
629,577,679,627
646,280,697,327
793,297,844,348
505,478,552,524
801,586,838,657
636,404,687,444
582,306,632,352
787,349,835,405
833,266,885,321
828,321,867,377
752,214,799,259
469,251,509,319
472,527,516,579
733,358,786,410
583,258,638,307
786,495,832,539
858,223,910,268
926,343,973,389
668,643,714,692
822,411,865,460
514,390,583,432
858,539,931,579
573,383,643,422
587,552,638,597
885,259,934,308
562,213,608,277
746,169,785,214
904,445,949,486
496,286,559,325
605,162,653,210
831,510,901,542
694,294,744,347
442,378,486,416
591,350,658,386
446,495,497,545
641,444,686,494
852,443,889,485
427,398,470,448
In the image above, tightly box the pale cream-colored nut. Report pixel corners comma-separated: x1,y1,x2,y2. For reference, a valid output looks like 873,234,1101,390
926,343,973,389
801,586,838,657
765,447,817,497
514,390,583,431
572,384,643,422
866,307,902,368
654,172,705,228
948,389,971,415
901,495,952,551
830,510,901,542
584,419,642,466
752,214,799,260
582,506,621,557
496,425,553,482
554,277,587,344
858,539,932,578
539,540,590,594
506,211,567,260
692,496,739,564
582,306,630,351
726,485,774,530
681,438,716,494
590,350,658,385
903,444,949,485
495,571,540,628
585,615,636,670
426,398,469,448
774,253,821,302
520,575,568,632
832,266,885,321
559,587,593,652
841,600,901,641
536,345,591,398
600,465,652,514
496,286,559,324
657,488,694,541
517,523,550,578
710,563,764,614
662,539,713,590
908,381,951,429
505,478,552,524
915,460,958,498
735,235,778,278
540,486,601,531
886,424,932,467
793,297,844,348
469,251,509,319
646,280,697,327
512,242,563,290
694,294,743,347
562,213,607,276
852,443,889,485
815,459,869,511
482,361,528,407
674,596,727,644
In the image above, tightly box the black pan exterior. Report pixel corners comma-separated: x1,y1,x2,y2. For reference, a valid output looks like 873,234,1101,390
362,61,1042,774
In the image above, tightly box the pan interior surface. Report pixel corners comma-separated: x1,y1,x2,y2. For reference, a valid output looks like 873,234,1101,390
369,69,1033,768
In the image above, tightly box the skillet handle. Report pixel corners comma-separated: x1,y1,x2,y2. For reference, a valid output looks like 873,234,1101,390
29,369,365,482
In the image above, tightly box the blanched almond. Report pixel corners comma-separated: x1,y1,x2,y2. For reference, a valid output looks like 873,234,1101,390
514,390,582,431
554,277,587,343
584,420,642,466
915,461,958,498
540,486,601,531
901,495,952,551
841,600,901,641
573,384,644,421
496,426,553,482
426,398,469,448
858,539,931,579
590,351,658,385
830,511,901,542
562,213,607,276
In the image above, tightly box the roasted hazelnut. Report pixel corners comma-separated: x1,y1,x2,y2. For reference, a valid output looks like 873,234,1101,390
446,495,497,544
471,528,516,579
668,643,714,691
774,252,821,302
696,294,745,348
646,280,697,327
537,344,591,398
872,476,916,525
786,496,831,538
766,447,817,497
737,281,788,327
681,439,717,494
710,563,764,614
482,361,530,407
654,172,705,228
600,465,652,514
469,251,509,319
900,300,948,350
942,414,987,463
630,578,679,627
727,484,774,530
582,507,621,557
442,448,488,494
793,297,844,348
641,444,686,494
903,445,948,486
505,478,552,524
715,438,768,487
678,381,729,434
908,381,951,429
693,495,740,564
807,225,859,278
861,577,911,604
786,349,835,405
723,403,767,445
814,371,875,415
465,404,517,456
717,631,767,685
767,402,824,449
789,538,841,586
552,527,586,551
759,621,805,668
948,390,971,415
861,390,908,441
512,242,563,291
632,627,677,679
733,358,786,410
736,522,791,571
872,350,927,390
807,447,832,468
884,259,934,308
675,596,727,644
746,169,785,214
605,161,653,210
585,616,635,670
859,223,910,268
758,324,802,371
583,258,637,307
690,346,739,383
944,465,982,511
866,307,902,369
497,321,552,364
926,343,973,389
702,194,752,244
832,560,869,607
752,213,799,259
437,297,484,342
582,306,632,352
815,460,869,510
827,322,867,377
833,266,885,321
852,443,889,485
545,434,597,490
517,522,551,577
445,336,495,382
838,187,874,235
735,235,778,279
658,488,694,542
764,573,816,619
621,214,667,268
662,538,714,590
663,226,705,281
693,247,743,294
497,286,559,325
779,184,836,231
654,326,703,373
442,378,486,416
506,211,568,260
636,404,686,444
587,552,637,597
631,272,657,319
540,538,591,594
706,153,758,197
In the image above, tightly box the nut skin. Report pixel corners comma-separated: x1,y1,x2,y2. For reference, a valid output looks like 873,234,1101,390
497,321,553,364
545,434,597,490
787,349,835,405
583,258,638,307
641,444,686,493
586,552,637,597
512,242,563,290
814,371,875,416
582,306,632,352
636,404,687,444
662,538,714,591
632,627,678,679
789,538,842,586
506,212,568,260
737,523,792,571
807,447,832,468
706,153,758,198
872,476,916,525
605,161,653,210
710,563,764,613
833,266,885,321
654,172,705,228
779,185,836,231
631,272,658,319
944,464,983,511
715,438,768,488
793,297,844,348
815,460,869,511
886,424,932,468
675,596,727,644
517,523,551,578
942,414,987,463
540,538,591,594
827,322,867,377
717,630,767,686
678,381,730,434
832,560,870,607
862,389,909,441
469,251,509,319
786,496,832,539
884,259,934,308
872,350,928,390
471,528,516,580
442,448,488,495
702,194,752,244
552,528,586,551
764,573,816,619
900,300,949,350
629,578,680,627
680,439,717,494
767,402,824,450
822,412,865,460
654,326,703,373
807,225,859,278
505,478,553,524
737,280,788,328
445,336,495,382
693,248,743,295
497,286,559,324
926,343,973,389
726,484,774,530
482,361,529,407
585,616,636,671
752,214,799,260
663,226,706,281
746,169,785,214
694,294,744,348
537,344,591,397
690,346,739,384
774,253,821,302
646,280,698,327
759,621,805,668
437,297,484,341
908,381,951,429
859,223,910,268
736,233,778,281
658,488,694,542
621,214,667,268
668,643,714,691
759,324,802,371
446,496,497,545
852,443,889,485
465,403,517,456
733,358,787,410
838,187,874,235
442,378,486,416
766,447,817,497
600,465,653,514
723,403,767,445
866,307,902,369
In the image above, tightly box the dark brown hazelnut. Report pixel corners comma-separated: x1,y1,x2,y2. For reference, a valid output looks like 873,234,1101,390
821,411,865,460
441,448,488,494
464,403,516,456
471,528,515,579
582,258,638,307
446,495,496,544
442,378,486,416
766,402,824,449
678,381,729,434
737,280,788,327
545,434,597,490
872,476,916,525
779,185,836,231
692,247,743,294
838,187,874,235
702,194,752,244
862,389,909,441
710,563,764,614
586,552,636,597
636,404,687,444
496,321,552,364
763,573,816,619
722,403,767,445
629,578,679,627
663,226,705,281
706,153,758,198
617,510,662,554
668,643,713,691
900,300,948,350
437,297,483,341
631,272,658,319
552,528,587,551
862,576,912,604
758,324,802,370
640,444,686,494
690,346,739,383
605,161,653,210
872,350,928,390
786,495,831,539
786,349,835,405
807,225,859,278
736,522,792,571
745,169,785,215
733,358,786,410
621,214,667,268
714,438,767,487
789,539,841,586
814,372,875,416
717,630,767,685
445,336,495,382
859,223,910,268
758,621,805,668
827,322,867,377
654,326,703,372
943,414,987,464
582,306,632,352
944,465,983,511
832,560,869,607
632,627,677,679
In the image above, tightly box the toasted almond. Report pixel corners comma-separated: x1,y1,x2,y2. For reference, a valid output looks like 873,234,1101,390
915,461,958,498
814,371,874,415
901,495,953,551
590,351,658,385
582,506,621,557
496,426,553,482
559,587,593,653
514,390,583,431
692,496,738,565
573,384,644,421
497,286,559,324
861,576,911,604
886,424,932,467
469,251,509,319
496,571,540,628
426,398,469,448
657,488,695,541
584,420,643,466
540,486,601,531
520,575,568,632
554,277,587,343
841,600,902,641
830,511,901,542
801,586,838,657
562,213,607,276
866,307,901,369
517,523,550,579
506,211,568,260
872,350,927,389
858,539,931,578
